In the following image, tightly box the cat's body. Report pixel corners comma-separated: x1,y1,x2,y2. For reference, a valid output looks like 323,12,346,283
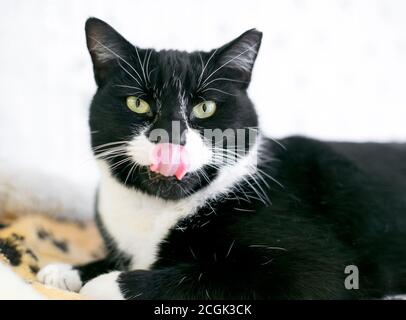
38,18,406,299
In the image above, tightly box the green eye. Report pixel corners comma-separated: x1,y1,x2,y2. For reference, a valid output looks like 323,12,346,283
192,101,216,119
126,96,150,114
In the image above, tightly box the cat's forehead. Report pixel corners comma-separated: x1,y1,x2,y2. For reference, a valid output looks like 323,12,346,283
149,49,201,92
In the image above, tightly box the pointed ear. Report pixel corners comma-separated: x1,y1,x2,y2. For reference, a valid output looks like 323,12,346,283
85,17,133,86
216,29,262,79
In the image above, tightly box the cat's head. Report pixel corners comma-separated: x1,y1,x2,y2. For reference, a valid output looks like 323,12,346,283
86,17,262,200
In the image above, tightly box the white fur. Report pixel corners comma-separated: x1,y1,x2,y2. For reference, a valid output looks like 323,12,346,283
127,133,155,166
80,271,124,300
184,128,213,171
98,138,260,270
37,263,82,292
127,127,212,172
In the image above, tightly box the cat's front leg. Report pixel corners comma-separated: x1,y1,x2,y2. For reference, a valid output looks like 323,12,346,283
80,264,237,300
80,271,125,299
37,263,83,292
37,257,117,292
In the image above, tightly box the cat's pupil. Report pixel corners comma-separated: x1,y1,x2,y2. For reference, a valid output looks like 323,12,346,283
202,103,207,112
136,98,141,108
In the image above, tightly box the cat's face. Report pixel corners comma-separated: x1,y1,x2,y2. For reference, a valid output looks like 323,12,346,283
86,18,262,200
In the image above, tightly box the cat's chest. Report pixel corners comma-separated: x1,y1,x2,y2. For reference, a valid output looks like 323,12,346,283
98,169,195,270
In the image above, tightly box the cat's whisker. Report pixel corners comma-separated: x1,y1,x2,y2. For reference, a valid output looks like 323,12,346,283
94,149,126,158
246,172,270,202
93,145,128,154
90,37,144,86
128,92,147,98
117,60,143,88
113,84,144,91
145,50,153,83
197,49,218,89
197,168,211,185
268,137,287,151
135,46,148,85
142,49,149,73
197,53,205,72
124,161,139,185
255,168,284,189
200,43,259,87
201,87,236,97
200,77,248,90
93,141,128,150
240,172,270,206
148,67,157,82
110,157,133,171
94,147,129,161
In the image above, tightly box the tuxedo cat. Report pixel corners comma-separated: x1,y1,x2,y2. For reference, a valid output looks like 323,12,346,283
38,17,406,299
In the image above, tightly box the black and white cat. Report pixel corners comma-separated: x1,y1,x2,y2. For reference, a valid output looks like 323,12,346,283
38,17,406,299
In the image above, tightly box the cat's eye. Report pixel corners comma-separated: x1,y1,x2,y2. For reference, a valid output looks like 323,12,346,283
192,101,216,119
126,96,150,114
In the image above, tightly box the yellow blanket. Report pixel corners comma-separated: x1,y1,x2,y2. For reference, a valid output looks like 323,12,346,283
0,213,105,299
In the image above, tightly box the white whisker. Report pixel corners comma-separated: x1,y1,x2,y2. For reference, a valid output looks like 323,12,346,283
201,43,258,87
197,49,218,89
201,87,236,96
90,37,144,86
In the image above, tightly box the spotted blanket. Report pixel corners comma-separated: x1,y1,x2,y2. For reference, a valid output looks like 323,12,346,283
0,213,105,299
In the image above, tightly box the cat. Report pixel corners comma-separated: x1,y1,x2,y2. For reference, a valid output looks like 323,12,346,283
38,17,406,299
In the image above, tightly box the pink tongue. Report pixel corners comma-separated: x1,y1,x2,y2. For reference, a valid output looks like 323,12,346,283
150,143,190,180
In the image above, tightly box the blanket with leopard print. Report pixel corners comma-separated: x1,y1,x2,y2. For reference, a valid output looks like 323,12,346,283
0,213,105,299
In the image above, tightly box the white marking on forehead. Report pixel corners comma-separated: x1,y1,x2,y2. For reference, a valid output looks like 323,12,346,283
177,85,188,122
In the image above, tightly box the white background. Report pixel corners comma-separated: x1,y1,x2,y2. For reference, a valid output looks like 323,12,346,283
0,0,405,194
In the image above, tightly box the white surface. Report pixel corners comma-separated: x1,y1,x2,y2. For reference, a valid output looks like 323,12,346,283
0,0,405,213
0,161,94,218
0,263,44,300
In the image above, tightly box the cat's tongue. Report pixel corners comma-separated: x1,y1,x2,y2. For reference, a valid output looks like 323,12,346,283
150,143,190,180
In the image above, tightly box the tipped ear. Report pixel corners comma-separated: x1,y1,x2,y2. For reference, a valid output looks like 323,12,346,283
85,17,133,86
216,29,262,78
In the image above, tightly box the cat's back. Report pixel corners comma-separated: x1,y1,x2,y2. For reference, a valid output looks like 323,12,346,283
327,140,406,186
267,135,406,188
261,135,406,222
252,136,406,296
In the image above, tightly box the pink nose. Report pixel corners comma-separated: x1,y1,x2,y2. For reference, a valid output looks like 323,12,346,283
150,143,190,180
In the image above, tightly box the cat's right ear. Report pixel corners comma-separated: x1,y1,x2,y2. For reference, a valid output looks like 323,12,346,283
85,17,132,86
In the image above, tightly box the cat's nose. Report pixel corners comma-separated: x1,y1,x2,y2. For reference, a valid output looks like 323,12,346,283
148,131,187,146
147,119,188,146
150,143,190,180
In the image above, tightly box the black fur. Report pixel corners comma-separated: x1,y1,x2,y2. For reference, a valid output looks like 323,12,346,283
77,18,406,299
86,18,260,200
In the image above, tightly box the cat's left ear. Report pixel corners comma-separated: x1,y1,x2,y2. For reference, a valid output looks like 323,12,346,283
215,29,263,80
85,17,134,86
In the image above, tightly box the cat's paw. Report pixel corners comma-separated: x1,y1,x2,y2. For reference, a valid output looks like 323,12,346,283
37,263,82,292
80,271,124,300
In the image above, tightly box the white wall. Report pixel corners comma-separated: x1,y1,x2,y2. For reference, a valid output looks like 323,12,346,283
0,0,405,197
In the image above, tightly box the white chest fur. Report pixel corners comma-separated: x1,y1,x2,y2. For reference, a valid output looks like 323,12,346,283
97,141,259,270
97,162,195,270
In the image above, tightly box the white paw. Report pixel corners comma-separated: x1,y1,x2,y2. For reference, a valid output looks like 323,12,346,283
80,271,124,300
37,263,82,292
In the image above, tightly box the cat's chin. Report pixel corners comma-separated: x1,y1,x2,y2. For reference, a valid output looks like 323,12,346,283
106,161,215,201
139,171,200,200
